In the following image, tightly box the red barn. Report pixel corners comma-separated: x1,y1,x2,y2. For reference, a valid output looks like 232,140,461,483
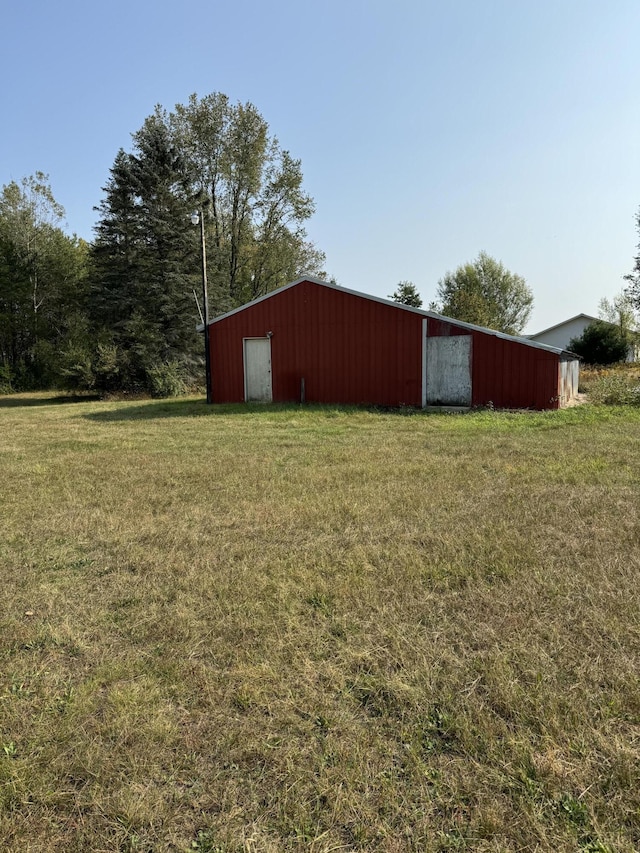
207,277,579,410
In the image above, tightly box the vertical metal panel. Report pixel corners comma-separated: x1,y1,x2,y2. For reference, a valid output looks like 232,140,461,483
208,281,566,410
426,317,562,409
421,318,428,408
210,281,423,406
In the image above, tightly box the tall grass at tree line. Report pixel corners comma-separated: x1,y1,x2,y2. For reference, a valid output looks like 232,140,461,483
580,363,640,406
0,394,639,852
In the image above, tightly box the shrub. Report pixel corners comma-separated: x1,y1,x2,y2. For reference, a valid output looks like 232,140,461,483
569,321,629,365
59,345,96,391
0,364,12,394
588,373,640,405
146,361,187,398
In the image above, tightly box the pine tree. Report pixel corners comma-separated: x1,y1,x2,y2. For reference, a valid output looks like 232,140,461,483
90,126,200,394
89,92,325,396
388,281,423,307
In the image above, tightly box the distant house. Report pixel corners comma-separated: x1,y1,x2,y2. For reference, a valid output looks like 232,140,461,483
528,314,639,362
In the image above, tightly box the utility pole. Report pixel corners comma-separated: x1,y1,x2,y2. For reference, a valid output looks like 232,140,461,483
191,209,211,404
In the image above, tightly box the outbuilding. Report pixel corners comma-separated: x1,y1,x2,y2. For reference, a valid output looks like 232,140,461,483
207,277,579,410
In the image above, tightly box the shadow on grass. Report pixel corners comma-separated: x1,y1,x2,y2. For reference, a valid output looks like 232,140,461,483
0,393,102,409
81,398,419,422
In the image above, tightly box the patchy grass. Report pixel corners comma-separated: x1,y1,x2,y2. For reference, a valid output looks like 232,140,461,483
1,394,639,852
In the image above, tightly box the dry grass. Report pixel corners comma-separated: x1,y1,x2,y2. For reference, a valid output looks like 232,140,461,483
580,364,640,405
1,394,639,852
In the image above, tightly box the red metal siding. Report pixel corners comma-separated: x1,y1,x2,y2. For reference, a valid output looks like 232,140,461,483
209,280,564,410
427,317,561,409
210,280,423,406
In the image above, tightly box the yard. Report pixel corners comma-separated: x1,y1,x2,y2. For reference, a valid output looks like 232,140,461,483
1,395,639,852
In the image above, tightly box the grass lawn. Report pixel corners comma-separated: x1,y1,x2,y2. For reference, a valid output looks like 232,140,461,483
1,394,639,852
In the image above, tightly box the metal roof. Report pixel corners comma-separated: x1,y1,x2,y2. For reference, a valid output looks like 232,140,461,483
206,276,579,358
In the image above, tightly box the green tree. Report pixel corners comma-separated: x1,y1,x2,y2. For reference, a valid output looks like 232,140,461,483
388,281,423,307
625,207,640,310
598,290,638,348
90,151,140,332
432,251,533,335
0,174,88,390
88,120,198,395
170,93,324,311
89,92,325,395
599,291,637,328
569,321,628,365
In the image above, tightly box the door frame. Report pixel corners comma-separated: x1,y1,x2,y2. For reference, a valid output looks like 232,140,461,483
243,336,273,402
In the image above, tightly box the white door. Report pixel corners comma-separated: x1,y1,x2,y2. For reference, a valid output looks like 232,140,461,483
426,336,472,406
244,338,272,402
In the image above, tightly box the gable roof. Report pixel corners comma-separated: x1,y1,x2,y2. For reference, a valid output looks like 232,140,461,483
528,314,636,338
207,276,579,358
529,314,602,338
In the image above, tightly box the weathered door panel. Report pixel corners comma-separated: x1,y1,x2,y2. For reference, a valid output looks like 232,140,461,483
244,338,272,402
426,336,472,406
558,357,579,407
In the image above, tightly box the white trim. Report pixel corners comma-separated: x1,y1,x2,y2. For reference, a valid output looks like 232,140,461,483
421,318,428,409
242,339,248,402
208,276,578,357
242,336,273,403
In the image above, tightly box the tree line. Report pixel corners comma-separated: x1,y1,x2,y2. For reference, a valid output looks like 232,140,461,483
0,173,89,392
2,91,640,395
0,93,325,396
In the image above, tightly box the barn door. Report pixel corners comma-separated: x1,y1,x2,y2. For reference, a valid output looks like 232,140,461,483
244,338,272,402
426,336,472,406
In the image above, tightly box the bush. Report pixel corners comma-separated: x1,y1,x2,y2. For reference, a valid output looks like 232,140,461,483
0,364,12,394
569,321,629,365
59,345,96,391
588,373,640,405
146,361,187,398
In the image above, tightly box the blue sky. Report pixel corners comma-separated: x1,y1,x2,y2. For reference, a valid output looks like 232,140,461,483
2,0,638,332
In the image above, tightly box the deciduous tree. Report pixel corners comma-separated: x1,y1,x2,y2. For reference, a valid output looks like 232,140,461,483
432,252,533,335
89,92,325,395
170,93,324,310
625,208,640,309
598,290,639,339
0,174,87,389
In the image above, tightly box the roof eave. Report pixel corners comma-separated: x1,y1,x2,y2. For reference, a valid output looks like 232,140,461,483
206,277,578,358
